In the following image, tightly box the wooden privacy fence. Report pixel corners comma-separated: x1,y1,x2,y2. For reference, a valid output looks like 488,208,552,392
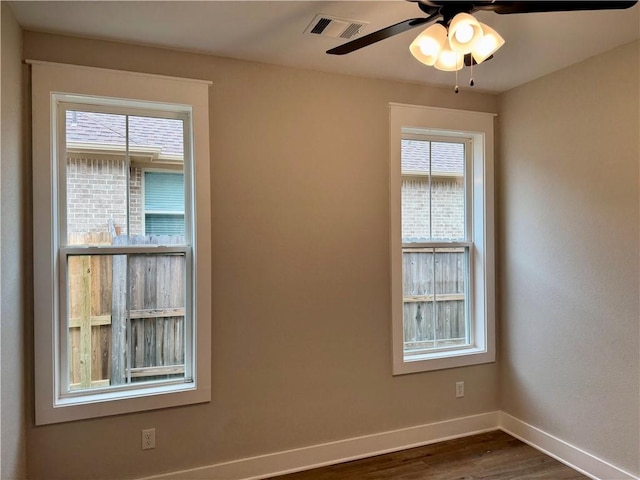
68,232,186,390
402,248,467,349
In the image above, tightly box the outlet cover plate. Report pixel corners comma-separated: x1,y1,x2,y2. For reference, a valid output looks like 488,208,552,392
142,428,156,450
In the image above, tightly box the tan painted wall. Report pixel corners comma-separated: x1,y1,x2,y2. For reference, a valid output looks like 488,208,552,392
497,40,640,474
1,3,28,479
22,32,499,480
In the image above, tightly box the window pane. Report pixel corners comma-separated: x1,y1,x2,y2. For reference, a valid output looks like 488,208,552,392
433,247,468,348
66,252,186,392
431,142,465,240
400,139,466,242
128,115,185,239
128,252,186,384
401,139,431,241
66,111,128,245
65,112,186,244
402,248,434,352
402,247,469,355
129,116,184,160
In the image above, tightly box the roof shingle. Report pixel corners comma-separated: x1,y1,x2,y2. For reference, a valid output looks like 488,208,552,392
66,111,184,156
401,139,464,175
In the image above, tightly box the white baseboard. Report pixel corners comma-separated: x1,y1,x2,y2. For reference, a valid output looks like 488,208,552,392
138,411,638,480
498,411,639,480
138,411,500,480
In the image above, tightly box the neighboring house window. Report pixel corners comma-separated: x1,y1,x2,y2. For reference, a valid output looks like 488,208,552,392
31,61,212,424
143,171,185,235
390,104,496,374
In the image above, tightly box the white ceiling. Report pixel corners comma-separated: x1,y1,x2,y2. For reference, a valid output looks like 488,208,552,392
9,1,640,93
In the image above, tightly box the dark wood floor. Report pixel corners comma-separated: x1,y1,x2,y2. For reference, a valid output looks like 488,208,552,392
268,430,587,480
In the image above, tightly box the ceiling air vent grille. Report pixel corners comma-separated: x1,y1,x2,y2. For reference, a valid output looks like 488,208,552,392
311,17,332,35
305,14,368,40
339,22,364,39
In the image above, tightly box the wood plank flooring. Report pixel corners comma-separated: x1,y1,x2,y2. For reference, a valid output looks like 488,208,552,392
267,430,587,480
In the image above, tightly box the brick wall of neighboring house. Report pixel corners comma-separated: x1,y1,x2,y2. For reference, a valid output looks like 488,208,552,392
66,156,143,240
401,177,464,240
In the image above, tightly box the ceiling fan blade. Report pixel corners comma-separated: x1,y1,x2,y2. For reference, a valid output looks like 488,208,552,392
327,13,440,55
487,1,637,14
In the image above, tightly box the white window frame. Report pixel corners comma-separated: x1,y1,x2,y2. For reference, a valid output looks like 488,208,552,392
141,168,186,236
390,103,496,375
31,61,212,424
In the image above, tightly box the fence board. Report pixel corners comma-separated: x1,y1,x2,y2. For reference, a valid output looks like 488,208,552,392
111,233,127,385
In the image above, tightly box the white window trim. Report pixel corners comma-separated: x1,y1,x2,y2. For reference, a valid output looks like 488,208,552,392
31,60,212,424
390,103,496,375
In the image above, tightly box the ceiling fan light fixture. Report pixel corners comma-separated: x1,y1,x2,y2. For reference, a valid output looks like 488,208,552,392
434,45,464,72
470,22,505,64
409,23,447,66
448,12,483,54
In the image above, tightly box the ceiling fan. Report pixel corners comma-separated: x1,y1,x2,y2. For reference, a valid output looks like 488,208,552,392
327,1,637,92
327,1,638,57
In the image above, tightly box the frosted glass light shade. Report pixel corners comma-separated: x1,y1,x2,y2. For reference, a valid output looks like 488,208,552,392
409,23,448,66
471,22,505,64
434,46,464,72
448,13,483,54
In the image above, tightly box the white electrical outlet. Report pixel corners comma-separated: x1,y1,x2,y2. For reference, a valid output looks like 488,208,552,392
456,381,464,398
142,428,156,450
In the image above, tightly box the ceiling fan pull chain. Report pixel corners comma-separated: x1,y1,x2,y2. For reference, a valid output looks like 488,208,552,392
454,53,460,93
470,61,475,87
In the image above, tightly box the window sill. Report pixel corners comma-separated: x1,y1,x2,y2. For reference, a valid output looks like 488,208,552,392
393,346,495,375
38,382,210,425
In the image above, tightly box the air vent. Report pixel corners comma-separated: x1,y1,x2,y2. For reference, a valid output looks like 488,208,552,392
304,14,368,40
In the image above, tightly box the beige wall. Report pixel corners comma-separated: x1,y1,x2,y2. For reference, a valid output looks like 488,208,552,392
1,3,28,479
22,32,499,480
497,41,640,474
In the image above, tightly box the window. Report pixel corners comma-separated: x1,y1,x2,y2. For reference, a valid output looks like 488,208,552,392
401,137,470,352
143,171,185,235
390,104,495,374
31,61,211,424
